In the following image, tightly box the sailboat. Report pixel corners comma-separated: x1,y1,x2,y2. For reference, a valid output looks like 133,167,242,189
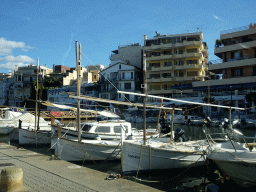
54,42,164,162
205,129,256,187
17,58,53,145
118,91,244,175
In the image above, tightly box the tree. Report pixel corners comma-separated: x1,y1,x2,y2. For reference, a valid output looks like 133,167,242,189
202,96,215,103
245,93,256,104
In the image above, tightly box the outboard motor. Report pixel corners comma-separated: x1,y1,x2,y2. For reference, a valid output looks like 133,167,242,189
174,128,188,142
204,116,213,127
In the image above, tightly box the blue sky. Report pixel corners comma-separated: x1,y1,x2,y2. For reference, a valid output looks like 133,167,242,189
0,0,255,73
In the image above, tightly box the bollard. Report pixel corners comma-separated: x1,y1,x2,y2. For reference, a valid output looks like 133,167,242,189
0,167,23,192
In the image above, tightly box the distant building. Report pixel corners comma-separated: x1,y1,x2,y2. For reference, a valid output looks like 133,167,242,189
143,32,208,99
110,43,142,69
193,23,256,95
0,72,14,106
8,64,53,107
98,62,142,102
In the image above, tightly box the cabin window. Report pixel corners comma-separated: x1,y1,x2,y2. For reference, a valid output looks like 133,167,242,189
81,124,91,131
95,126,110,133
114,126,128,133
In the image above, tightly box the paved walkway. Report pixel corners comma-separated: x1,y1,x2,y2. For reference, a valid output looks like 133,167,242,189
0,143,163,192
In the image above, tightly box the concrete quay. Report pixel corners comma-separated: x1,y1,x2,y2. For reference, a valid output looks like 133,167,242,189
0,143,162,192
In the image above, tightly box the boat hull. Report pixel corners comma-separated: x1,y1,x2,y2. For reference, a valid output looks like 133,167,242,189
56,138,121,161
121,140,207,175
19,128,53,145
208,142,256,187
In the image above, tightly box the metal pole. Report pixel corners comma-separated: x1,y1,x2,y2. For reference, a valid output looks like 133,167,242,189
76,42,82,142
143,52,147,145
170,109,174,142
35,58,39,131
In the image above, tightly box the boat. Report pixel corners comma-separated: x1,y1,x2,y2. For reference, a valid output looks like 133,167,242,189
117,90,245,175
165,114,186,125
121,137,209,175
52,119,159,141
185,115,204,126
55,138,122,161
219,116,256,129
205,130,256,187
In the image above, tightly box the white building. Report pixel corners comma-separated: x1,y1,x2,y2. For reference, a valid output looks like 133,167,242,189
98,62,142,102
110,44,142,69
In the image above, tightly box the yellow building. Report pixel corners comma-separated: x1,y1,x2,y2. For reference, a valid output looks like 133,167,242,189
143,32,208,98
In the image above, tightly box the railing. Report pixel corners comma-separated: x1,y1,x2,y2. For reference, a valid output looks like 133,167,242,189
209,59,223,64
220,25,250,35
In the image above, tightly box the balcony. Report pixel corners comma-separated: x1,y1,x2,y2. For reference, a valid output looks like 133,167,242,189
147,77,161,83
146,54,172,61
214,40,256,55
143,43,172,51
209,58,256,71
173,52,203,59
173,40,202,48
160,65,172,71
151,66,161,72
161,76,173,82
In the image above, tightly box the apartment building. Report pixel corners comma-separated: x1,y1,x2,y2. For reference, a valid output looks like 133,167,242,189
143,32,208,98
193,24,256,97
98,62,142,102
0,72,14,105
110,43,142,69
8,64,53,107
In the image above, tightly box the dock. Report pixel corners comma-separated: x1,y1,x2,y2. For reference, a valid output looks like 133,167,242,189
0,143,162,192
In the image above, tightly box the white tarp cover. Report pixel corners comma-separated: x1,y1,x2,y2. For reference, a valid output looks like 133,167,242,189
42,101,119,118
4,111,23,120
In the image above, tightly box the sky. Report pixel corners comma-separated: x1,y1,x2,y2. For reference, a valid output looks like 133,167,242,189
0,0,255,73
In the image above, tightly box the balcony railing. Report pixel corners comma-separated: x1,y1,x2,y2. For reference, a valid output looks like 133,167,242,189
220,25,250,35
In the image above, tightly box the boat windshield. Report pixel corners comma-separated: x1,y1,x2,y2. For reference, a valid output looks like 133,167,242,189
95,126,111,133
81,124,92,132
114,126,128,133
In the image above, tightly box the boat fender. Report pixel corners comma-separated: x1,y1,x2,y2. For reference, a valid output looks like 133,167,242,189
94,135,101,140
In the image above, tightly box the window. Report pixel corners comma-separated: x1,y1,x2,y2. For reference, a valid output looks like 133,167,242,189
81,124,92,131
186,48,197,53
187,71,198,76
164,62,171,66
124,83,131,89
119,65,121,69
95,126,110,133
131,72,133,79
114,126,128,133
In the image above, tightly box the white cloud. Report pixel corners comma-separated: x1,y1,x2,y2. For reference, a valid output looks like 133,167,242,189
0,38,33,56
213,15,220,20
0,38,34,70
0,62,30,70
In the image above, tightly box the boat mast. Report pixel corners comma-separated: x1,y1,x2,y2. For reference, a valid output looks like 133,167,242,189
76,41,82,141
142,49,147,145
35,58,39,131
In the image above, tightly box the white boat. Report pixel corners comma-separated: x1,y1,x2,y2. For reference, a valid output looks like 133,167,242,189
55,138,122,161
52,119,159,141
232,118,256,129
165,114,186,125
0,111,25,135
121,138,208,175
4,112,54,144
206,131,256,187
18,125,53,145
185,115,204,126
